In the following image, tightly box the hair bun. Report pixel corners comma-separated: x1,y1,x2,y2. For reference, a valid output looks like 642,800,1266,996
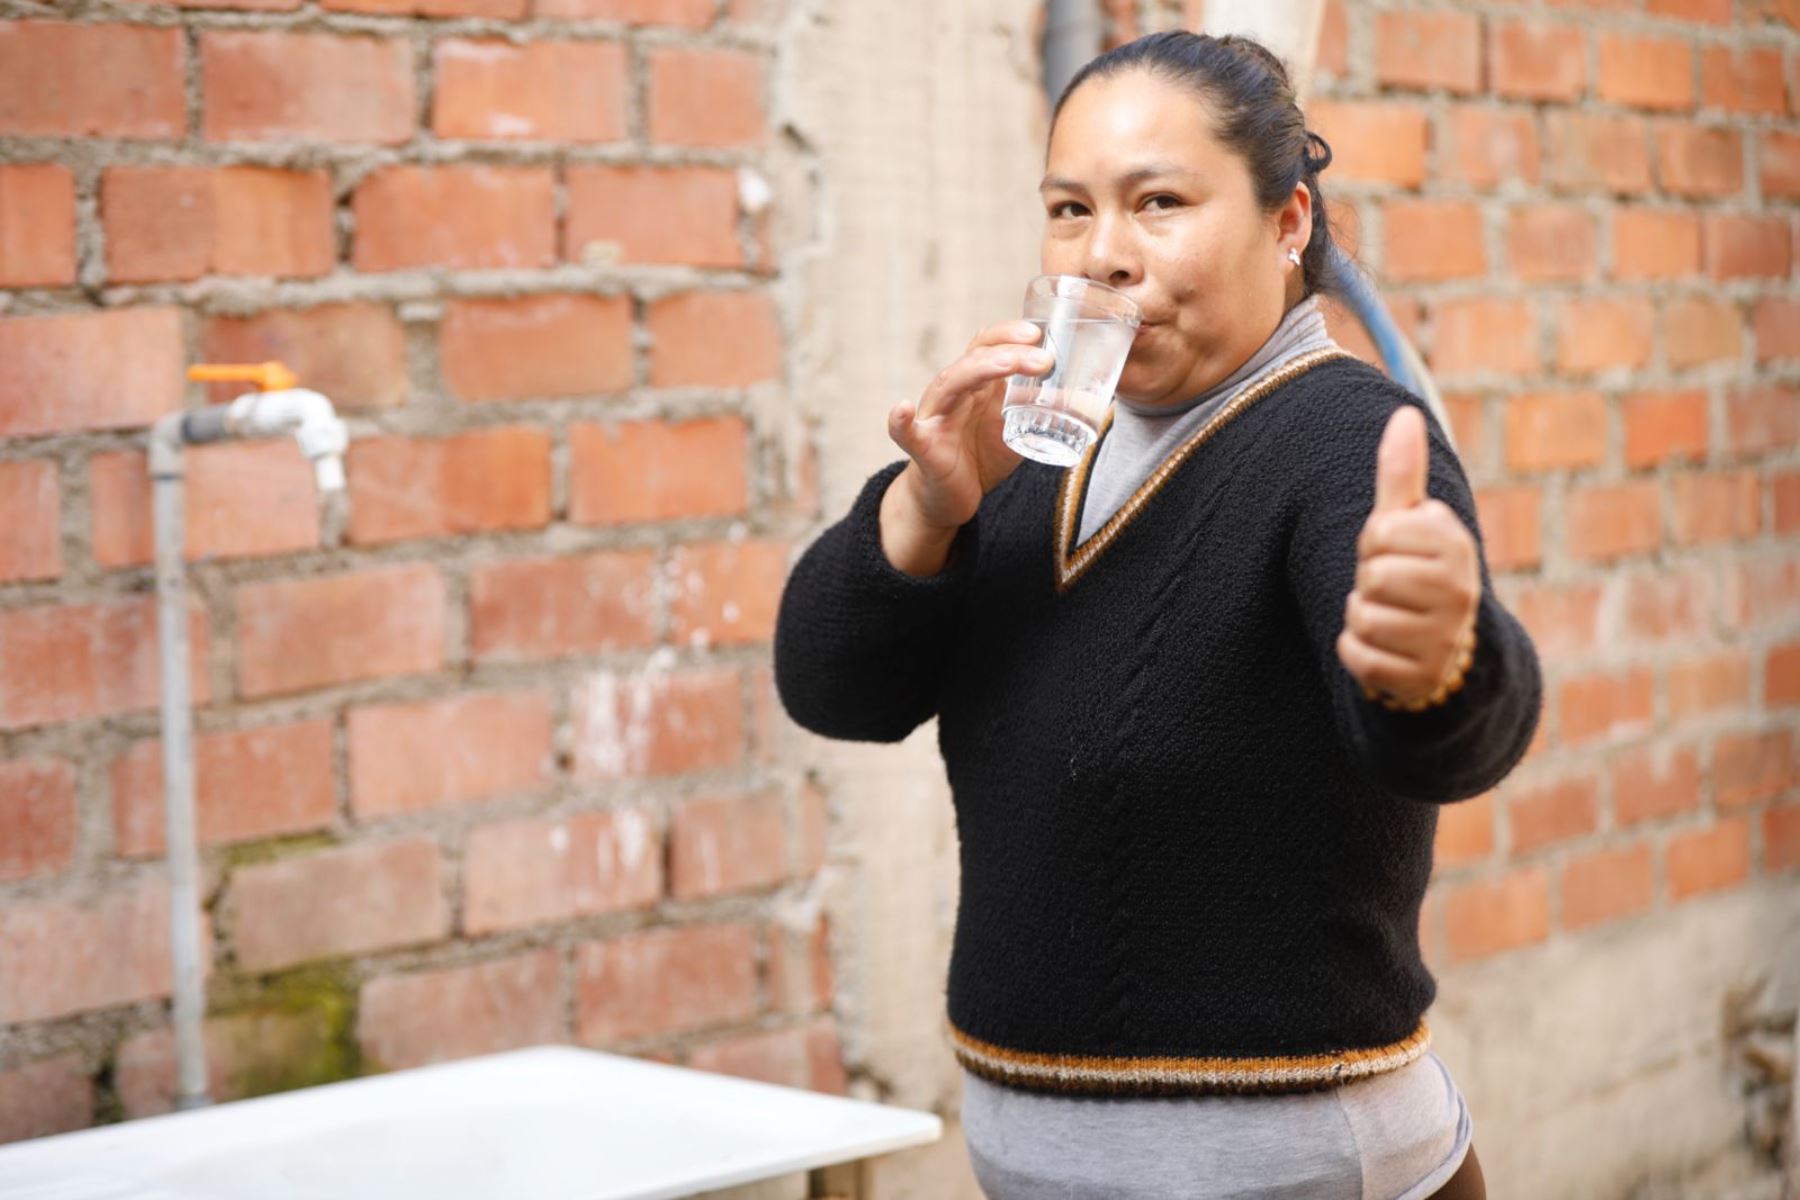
1303,131,1334,175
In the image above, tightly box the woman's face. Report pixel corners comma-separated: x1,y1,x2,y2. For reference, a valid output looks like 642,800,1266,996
1041,70,1313,407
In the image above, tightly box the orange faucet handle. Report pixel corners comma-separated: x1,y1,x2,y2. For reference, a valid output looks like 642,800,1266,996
187,362,299,392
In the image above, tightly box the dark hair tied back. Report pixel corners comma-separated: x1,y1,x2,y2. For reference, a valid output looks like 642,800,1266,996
1053,30,1346,300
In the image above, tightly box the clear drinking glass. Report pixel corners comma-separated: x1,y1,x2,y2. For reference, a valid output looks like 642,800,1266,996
1000,274,1142,467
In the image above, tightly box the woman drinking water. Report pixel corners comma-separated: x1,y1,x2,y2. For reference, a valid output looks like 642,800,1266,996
774,30,1538,1200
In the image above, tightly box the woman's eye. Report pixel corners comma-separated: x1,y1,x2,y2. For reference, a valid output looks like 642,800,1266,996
1049,201,1088,219
1143,194,1181,211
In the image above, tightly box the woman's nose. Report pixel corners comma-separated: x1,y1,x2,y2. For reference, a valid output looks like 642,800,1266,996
1083,215,1142,290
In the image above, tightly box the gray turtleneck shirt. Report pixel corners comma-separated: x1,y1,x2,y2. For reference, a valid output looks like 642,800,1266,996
1078,293,1339,544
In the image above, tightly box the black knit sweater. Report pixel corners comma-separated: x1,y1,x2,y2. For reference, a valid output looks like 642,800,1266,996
773,351,1543,1097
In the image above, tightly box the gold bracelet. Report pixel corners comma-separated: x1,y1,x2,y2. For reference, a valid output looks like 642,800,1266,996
1362,623,1478,714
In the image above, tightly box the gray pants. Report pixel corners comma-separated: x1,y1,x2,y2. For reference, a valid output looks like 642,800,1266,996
960,1050,1472,1200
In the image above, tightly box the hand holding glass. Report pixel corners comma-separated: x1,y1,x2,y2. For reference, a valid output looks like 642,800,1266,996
1000,275,1142,468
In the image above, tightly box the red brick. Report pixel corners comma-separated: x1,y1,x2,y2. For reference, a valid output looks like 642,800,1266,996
352,166,555,272
1545,113,1653,194
439,293,633,400
1702,47,1786,116
1560,668,1656,744
202,31,413,143
0,165,75,287
1775,471,1800,534
236,564,444,698
669,540,789,648
1668,818,1752,901
462,807,662,934
201,304,409,411
1711,212,1800,278
1569,482,1663,562
1444,107,1541,189
1621,566,1712,642
687,1018,847,1096
1654,124,1744,198
90,441,319,568
575,923,757,1044
1726,386,1799,459
1648,0,1731,19
566,166,742,268
111,722,336,857
1506,774,1600,854
1505,581,1603,658
1473,486,1543,571
1672,471,1760,546
0,598,208,731
0,460,59,582
1311,0,1348,77
1561,843,1654,931
0,880,179,1022
1764,131,1800,200
468,551,658,663
769,915,834,1018
1667,652,1752,721
324,0,524,15
1309,102,1429,187
347,427,551,545
569,417,750,526
1613,743,1702,825
1430,792,1492,873
1507,205,1597,284
1768,641,1800,708
1556,296,1654,375
670,791,787,899
1375,10,1482,94
648,292,782,388
227,838,448,971
359,951,563,1070
1597,34,1695,111
1754,298,1800,363
1383,201,1485,283
1731,558,1800,630
0,308,183,437
1503,391,1607,473
1716,729,1796,808
571,665,746,780
349,691,553,817
1623,390,1708,468
0,760,75,882
1490,21,1587,102
0,23,185,139
1430,298,1539,378
647,47,763,148
433,39,627,142
102,167,335,284
1440,392,1486,473
0,1056,91,1145
1665,296,1742,369
120,0,302,9
1765,805,1800,872
1444,868,1551,962
535,0,714,22
1612,209,1701,280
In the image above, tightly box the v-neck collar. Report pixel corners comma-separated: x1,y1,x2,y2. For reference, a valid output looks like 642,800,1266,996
1052,347,1355,593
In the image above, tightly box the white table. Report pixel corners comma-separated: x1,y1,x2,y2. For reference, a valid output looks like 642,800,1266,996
0,1045,942,1199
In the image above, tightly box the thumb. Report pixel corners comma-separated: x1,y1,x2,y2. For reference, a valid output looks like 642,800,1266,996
1372,405,1429,515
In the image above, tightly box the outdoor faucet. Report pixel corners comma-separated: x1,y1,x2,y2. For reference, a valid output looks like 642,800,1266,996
149,362,348,1111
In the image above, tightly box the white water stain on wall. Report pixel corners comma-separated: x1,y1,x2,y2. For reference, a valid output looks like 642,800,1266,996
573,646,678,779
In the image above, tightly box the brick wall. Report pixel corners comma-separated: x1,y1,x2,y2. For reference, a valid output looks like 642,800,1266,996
0,0,835,1139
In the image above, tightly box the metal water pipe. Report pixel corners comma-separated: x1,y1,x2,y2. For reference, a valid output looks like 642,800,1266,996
151,362,348,1110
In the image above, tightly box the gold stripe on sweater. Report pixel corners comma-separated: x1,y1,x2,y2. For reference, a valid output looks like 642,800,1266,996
1054,347,1358,593
948,1016,1432,1097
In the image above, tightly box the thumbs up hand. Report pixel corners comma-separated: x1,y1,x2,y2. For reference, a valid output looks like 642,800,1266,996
1336,406,1481,709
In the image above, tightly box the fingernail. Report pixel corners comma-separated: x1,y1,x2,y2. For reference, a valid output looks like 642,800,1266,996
1027,349,1054,368
1019,322,1042,340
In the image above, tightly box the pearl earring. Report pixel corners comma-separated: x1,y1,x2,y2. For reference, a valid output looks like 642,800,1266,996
1287,248,1302,267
